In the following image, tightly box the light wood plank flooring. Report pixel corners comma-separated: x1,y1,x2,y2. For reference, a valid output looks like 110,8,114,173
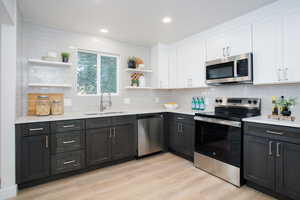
10,153,276,200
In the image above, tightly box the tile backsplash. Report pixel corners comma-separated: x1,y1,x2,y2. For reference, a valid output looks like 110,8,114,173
170,84,300,118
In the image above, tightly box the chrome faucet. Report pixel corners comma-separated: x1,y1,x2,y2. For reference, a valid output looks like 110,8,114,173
99,93,112,112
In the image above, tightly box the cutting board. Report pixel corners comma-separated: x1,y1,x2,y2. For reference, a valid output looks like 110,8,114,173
28,93,64,116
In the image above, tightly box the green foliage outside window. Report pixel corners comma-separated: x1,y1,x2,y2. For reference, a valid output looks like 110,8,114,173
77,51,118,95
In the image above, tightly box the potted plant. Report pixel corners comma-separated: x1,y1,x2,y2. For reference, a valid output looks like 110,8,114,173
127,56,137,69
278,97,297,116
61,52,70,63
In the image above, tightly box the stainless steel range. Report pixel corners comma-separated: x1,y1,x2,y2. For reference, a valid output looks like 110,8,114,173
194,97,261,187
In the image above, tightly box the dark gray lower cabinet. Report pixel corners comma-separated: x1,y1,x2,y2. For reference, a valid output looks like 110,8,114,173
277,142,300,200
244,122,300,200
86,128,111,166
244,135,275,190
19,135,50,183
112,124,135,160
86,117,136,167
167,114,195,159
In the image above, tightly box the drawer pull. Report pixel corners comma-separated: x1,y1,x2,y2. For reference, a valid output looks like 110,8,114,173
266,130,284,135
29,128,44,131
64,160,76,165
63,140,76,144
63,125,75,128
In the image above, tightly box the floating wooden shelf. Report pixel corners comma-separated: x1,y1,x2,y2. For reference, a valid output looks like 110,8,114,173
28,59,72,67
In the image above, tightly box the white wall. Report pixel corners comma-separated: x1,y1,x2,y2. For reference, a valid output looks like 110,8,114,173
17,22,171,116
0,0,17,198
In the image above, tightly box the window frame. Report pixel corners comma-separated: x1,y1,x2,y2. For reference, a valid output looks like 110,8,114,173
76,49,120,96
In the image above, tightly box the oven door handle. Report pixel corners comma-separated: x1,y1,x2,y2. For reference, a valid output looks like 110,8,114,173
194,116,241,128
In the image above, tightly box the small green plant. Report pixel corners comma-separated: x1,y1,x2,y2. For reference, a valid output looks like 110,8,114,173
61,52,70,58
127,56,136,63
277,97,297,108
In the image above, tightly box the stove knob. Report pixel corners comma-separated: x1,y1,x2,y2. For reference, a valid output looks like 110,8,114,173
253,100,258,104
248,100,252,104
220,99,223,103
215,99,219,103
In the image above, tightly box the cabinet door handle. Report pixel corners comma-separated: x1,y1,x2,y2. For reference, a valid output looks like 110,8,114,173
63,140,75,144
109,128,112,138
266,130,284,136
277,68,282,81
180,124,183,133
113,128,116,137
64,160,76,165
269,141,273,156
177,117,185,120
45,136,49,148
276,143,281,157
63,125,75,128
226,46,230,57
284,68,288,81
29,128,44,131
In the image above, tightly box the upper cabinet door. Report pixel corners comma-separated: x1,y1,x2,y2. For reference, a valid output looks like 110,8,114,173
283,8,300,83
168,46,178,88
253,17,283,85
206,24,252,61
206,34,226,61
176,38,206,88
225,24,253,57
158,45,170,88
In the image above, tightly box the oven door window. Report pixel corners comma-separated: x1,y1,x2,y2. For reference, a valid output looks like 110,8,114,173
206,61,234,80
195,121,241,167
236,58,249,77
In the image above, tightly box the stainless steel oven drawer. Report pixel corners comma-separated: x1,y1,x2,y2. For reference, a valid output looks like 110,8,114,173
194,152,241,187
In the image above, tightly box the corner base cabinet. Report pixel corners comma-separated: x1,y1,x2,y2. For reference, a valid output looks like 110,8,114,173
244,122,300,200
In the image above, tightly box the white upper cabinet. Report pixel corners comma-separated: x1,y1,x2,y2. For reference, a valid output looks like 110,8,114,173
282,8,300,83
151,44,169,88
168,46,178,88
253,7,300,85
206,24,252,61
176,37,206,88
253,17,283,85
225,24,252,57
206,35,226,61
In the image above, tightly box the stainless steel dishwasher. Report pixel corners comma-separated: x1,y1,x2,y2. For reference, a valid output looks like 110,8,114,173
137,114,164,157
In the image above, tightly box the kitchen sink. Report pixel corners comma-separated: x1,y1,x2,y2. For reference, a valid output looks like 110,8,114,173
85,111,126,116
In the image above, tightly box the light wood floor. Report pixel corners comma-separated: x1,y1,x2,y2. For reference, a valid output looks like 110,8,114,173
10,153,276,200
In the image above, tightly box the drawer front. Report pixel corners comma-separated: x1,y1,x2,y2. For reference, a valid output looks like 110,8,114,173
51,120,84,133
22,122,50,136
52,131,85,154
169,113,194,124
244,122,300,144
86,117,111,129
112,115,136,125
51,150,85,175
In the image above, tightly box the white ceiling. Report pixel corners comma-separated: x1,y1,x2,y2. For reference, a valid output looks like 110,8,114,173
19,0,277,46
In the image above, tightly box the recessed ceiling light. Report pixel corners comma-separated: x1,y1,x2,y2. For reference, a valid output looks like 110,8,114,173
100,28,109,33
162,17,172,24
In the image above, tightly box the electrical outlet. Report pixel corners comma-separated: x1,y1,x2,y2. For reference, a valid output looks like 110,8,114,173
124,98,131,105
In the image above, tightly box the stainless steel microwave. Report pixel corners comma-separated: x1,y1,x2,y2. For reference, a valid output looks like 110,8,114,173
205,53,253,85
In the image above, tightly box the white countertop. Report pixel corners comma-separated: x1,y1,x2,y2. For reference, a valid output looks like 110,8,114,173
243,116,300,128
15,109,202,124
